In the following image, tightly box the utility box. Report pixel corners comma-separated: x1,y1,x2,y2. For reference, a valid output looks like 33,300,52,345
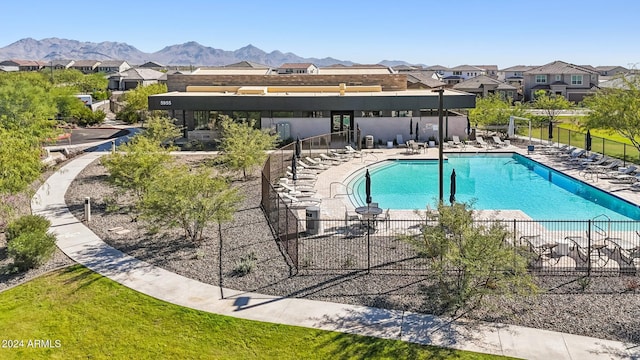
305,206,322,235
365,135,374,149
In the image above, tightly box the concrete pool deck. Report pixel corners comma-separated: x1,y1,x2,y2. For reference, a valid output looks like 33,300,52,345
296,142,640,223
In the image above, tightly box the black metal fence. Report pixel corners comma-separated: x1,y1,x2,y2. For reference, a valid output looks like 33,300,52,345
296,217,640,276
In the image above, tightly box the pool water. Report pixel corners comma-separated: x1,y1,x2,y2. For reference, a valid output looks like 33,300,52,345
348,154,640,220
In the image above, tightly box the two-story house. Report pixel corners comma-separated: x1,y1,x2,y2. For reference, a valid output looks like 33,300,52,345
44,60,75,70
499,65,536,85
523,60,599,102
442,65,487,85
595,66,628,77
452,75,518,99
277,63,318,74
96,60,131,74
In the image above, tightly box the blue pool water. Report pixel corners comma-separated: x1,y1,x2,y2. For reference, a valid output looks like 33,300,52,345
348,154,640,220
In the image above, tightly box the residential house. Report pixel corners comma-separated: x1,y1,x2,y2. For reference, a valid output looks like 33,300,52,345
107,68,165,90
0,59,46,71
44,60,75,70
405,71,446,89
71,60,101,74
424,65,448,76
499,65,535,85
96,60,131,74
452,75,517,99
523,60,599,102
595,66,628,77
474,65,499,79
0,65,18,72
139,61,165,69
277,63,318,74
442,65,487,85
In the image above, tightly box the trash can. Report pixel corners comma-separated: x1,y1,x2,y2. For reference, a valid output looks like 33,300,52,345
305,206,322,235
527,145,534,154
365,135,374,149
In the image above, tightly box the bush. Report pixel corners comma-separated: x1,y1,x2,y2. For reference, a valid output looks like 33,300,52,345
5,215,51,242
6,215,57,271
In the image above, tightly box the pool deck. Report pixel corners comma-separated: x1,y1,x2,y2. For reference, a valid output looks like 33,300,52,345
293,142,640,223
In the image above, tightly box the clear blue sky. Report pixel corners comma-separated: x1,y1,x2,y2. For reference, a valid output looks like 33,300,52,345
1,0,638,68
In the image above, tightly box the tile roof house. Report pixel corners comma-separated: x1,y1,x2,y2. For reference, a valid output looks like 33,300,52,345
0,59,46,71
96,60,132,74
277,63,318,74
405,71,446,89
424,65,448,76
523,60,599,102
71,60,101,74
442,65,487,85
595,66,628,77
44,60,75,70
107,68,165,90
453,75,518,99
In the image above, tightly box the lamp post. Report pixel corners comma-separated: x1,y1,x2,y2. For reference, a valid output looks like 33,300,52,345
433,88,445,203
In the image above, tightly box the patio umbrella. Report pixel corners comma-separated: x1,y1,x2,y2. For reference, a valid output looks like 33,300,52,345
415,122,419,141
291,156,298,181
548,121,554,140
507,117,515,138
466,117,471,135
356,125,361,150
409,118,413,135
585,130,592,152
365,169,372,205
295,136,301,159
449,169,456,204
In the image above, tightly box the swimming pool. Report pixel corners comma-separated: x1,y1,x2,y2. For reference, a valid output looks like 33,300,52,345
348,153,640,220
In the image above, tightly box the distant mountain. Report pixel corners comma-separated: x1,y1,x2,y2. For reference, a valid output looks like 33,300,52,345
0,37,370,67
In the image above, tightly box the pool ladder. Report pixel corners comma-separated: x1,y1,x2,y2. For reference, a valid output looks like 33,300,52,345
591,214,611,239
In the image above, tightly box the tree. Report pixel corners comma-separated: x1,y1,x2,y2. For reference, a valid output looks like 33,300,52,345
101,135,173,202
582,75,640,150
218,116,278,180
118,83,168,124
0,130,44,194
410,202,538,315
531,90,572,124
140,165,241,243
469,94,526,127
140,114,182,145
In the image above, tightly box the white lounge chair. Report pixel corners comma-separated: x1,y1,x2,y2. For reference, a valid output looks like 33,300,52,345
475,136,490,148
452,135,463,147
280,193,322,207
286,171,317,180
320,153,349,163
277,182,317,196
298,159,328,171
345,145,363,157
492,136,508,147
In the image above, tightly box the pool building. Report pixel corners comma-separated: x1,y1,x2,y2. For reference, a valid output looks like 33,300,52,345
148,64,476,145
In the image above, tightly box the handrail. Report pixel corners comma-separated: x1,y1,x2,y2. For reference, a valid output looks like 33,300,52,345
591,213,611,238
330,181,354,198
360,151,379,163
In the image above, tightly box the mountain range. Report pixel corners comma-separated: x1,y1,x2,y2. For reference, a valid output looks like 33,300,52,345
0,38,414,67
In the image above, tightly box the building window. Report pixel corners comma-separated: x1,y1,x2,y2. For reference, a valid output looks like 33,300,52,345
571,75,583,85
535,75,547,83
453,71,462,76
555,75,562,81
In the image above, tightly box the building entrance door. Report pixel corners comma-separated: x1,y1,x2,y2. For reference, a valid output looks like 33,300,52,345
330,111,354,145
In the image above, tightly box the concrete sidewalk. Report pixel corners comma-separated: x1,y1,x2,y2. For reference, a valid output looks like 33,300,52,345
32,152,640,360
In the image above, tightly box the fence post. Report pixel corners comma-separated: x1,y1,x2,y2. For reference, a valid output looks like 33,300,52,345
513,219,517,272
367,220,371,273
587,219,592,277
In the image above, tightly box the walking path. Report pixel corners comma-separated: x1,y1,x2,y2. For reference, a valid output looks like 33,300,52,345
31,149,640,360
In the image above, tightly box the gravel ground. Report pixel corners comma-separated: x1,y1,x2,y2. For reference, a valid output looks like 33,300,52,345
64,156,640,344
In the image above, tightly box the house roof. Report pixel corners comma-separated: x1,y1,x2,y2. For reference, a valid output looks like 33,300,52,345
443,75,463,80
550,81,568,86
500,65,536,72
279,63,316,69
139,61,165,68
72,60,100,67
1,59,46,66
453,75,517,90
224,61,271,68
424,65,449,71
599,74,639,89
450,64,485,72
97,60,128,67
405,71,446,88
595,65,628,72
531,84,551,90
473,65,499,72
111,68,164,81
318,66,394,75
524,60,598,75
47,60,75,67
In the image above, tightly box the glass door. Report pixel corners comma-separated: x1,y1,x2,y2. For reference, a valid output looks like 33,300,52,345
330,111,354,145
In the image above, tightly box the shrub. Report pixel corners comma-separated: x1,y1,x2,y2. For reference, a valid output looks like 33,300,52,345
7,231,57,271
5,215,51,242
232,253,257,277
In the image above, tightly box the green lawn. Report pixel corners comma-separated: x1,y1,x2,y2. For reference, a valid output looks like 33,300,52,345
0,265,514,359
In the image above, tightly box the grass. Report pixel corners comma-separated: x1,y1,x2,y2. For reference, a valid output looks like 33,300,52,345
0,265,514,360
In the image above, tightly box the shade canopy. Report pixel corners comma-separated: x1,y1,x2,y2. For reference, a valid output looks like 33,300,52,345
449,169,456,204
291,156,298,181
365,169,372,205
295,136,301,159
